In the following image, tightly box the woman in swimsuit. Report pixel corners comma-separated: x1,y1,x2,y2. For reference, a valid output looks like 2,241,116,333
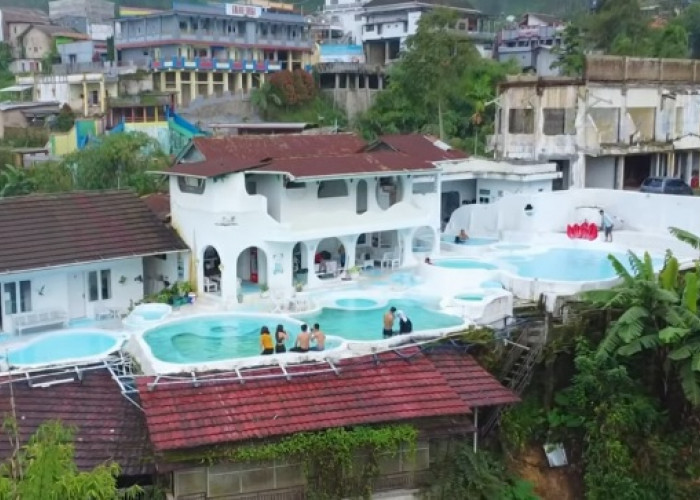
260,326,274,355
275,324,289,353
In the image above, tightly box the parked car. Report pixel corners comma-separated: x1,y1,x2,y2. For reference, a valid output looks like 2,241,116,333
640,176,693,195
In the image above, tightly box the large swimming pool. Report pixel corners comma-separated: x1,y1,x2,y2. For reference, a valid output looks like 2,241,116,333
142,299,464,363
7,330,123,367
498,248,663,282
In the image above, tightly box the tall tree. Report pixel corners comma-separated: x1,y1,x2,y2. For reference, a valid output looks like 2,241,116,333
0,419,141,500
398,9,478,139
62,132,169,195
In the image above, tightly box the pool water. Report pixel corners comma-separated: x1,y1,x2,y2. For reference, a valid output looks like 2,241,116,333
7,332,121,366
432,259,498,270
441,236,497,246
144,316,341,363
498,248,663,282
456,293,485,301
298,299,463,342
335,298,380,309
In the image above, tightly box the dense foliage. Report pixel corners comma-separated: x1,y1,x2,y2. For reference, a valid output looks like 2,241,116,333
554,0,693,76
167,425,417,500
266,69,316,107
0,419,142,500
501,227,700,499
357,9,517,151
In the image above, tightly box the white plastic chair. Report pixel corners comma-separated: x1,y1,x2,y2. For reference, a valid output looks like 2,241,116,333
381,252,400,269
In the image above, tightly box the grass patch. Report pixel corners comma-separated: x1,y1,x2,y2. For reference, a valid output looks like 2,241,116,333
267,95,347,127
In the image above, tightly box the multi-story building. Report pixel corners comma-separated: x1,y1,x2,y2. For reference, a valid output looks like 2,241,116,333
494,12,565,75
361,0,495,65
321,0,369,45
488,56,700,190
49,0,115,40
114,1,314,106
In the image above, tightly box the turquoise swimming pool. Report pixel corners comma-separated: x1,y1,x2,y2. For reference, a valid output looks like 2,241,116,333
498,248,664,282
432,259,499,270
142,299,464,363
298,298,463,342
7,331,122,367
143,316,317,363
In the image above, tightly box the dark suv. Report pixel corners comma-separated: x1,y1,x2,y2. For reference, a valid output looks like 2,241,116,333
640,177,693,195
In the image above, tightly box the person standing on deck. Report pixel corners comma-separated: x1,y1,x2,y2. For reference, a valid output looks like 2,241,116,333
599,210,614,242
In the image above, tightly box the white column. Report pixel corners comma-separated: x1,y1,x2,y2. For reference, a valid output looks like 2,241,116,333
616,156,625,190
305,239,320,288
340,235,356,272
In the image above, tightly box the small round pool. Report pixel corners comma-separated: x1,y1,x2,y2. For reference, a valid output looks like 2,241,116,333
441,235,497,246
123,303,172,329
334,298,381,309
455,293,485,301
432,259,498,270
7,330,123,367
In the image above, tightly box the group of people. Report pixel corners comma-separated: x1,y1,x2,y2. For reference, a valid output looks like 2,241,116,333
382,306,413,338
259,323,326,355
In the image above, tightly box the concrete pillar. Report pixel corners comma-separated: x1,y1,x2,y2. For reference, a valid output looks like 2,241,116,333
223,72,229,93
235,73,243,92
246,73,253,92
384,41,389,64
207,71,214,96
685,152,693,183
160,72,166,91
190,72,196,103
305,239,320,288
99,79,105,114
81,80,88,117
616,155,625,190
287,50,292,69
340,235,356,272
175,70,182,106
334,73,339,89
654,153,660,176
259,73,265,85
378,75,384,90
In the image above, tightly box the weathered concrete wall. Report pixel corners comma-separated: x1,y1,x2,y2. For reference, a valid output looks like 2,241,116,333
321,88,381,119
585,56,700,84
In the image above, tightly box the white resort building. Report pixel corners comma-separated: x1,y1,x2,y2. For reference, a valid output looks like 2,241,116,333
165,132,465,300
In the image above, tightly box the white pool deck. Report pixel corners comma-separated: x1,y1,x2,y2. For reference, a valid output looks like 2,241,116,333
2,221,696,376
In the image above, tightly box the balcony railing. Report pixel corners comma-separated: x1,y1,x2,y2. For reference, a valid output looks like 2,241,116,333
151,57,312,72
115,30,313,49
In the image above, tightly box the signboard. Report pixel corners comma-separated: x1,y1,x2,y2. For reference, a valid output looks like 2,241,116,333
225,4,262,18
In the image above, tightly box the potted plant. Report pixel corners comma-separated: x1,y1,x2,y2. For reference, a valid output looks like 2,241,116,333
348,266,361,278
259,283,270,298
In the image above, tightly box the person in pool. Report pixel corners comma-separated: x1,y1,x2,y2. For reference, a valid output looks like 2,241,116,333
383,307,396,338
397,310,413,334
454,229,469,244
290,324,311,353
311,323,326,351
260,326,274,355
275,324,289,353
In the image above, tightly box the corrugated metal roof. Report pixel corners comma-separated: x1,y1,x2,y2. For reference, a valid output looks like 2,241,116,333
168,133,466,179
0,190,188,274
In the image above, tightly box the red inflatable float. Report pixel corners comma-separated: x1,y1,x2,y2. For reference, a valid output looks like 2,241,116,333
567,222,599,240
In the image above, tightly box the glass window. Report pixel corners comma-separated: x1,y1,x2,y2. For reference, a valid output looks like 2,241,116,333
100,270,111,300
177,176,206,194
4,282,17,315
19,281,31,313
317,180,349,198
543,108,575,136
508,108,534,134
88,271,99,301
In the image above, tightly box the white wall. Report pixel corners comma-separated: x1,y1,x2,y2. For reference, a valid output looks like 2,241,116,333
585,156,615,188
476,178,552,200
0,257,146,333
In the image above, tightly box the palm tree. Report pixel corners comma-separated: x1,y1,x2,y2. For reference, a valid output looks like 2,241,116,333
0,164,34,198
584,250,700,406
250,82,282,120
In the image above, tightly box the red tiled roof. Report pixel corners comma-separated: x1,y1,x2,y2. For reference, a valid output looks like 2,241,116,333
425,350,521,407
0,190,188,274
141,193,171,222
169,133,466,179
137,348,514,453
0,370,152,476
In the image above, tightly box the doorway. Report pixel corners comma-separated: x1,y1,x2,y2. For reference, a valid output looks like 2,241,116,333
67,272,86,319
